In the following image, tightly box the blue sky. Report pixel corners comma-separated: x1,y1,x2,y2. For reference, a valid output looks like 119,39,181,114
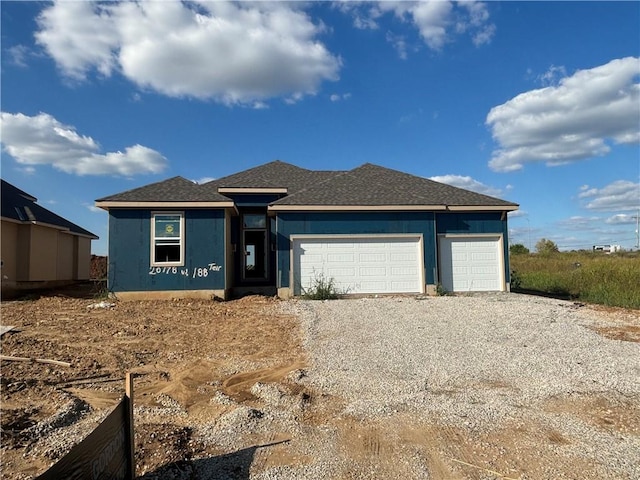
1,1,639,256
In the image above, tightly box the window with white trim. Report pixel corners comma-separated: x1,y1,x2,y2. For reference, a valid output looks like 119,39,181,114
151,212,184,266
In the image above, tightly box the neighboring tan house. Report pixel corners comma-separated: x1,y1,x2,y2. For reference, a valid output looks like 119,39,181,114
1,179,98,298
96,161,518,300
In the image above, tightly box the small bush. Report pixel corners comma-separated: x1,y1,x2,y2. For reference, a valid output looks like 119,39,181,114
510,244,530,255
301,271,346,300
535,238,559,256
509,270,522,290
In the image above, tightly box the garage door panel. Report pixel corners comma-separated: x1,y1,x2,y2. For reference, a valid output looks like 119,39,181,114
361,242,386,249
327,253,355,263
391,280,419,290
391,266,418,276
359,266,387,276
440,236,503,292
301,253,324,263
390,253,417,262
327,267,356,277
358,253,386,262
359,281,387,291
293,236,423,295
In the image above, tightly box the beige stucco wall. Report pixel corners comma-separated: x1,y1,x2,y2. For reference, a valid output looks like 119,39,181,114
29,224,59,281
76,236,91,280
2,219,94,298
16,224,31,281
1,220,19,284
57,233,75,280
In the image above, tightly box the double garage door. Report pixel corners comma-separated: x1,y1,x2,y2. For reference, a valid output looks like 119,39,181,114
292,234,505,295
292,235,424,295
439,235,504,292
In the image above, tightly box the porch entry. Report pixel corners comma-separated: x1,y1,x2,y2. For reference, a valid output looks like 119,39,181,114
240,212,271,283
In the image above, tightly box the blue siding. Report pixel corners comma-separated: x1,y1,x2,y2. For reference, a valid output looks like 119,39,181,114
225,194,282,207
276,212,437,287
108,209,226,292
436,212,511,283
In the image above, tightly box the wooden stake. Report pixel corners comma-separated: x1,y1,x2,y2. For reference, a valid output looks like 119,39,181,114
0,354,71,368
125,372,136,480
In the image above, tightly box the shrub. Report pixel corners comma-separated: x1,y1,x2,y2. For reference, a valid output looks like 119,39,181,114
510,244,530,255
436,283,450,296
301,271,346,300
535,238,559,255
509,270,522,289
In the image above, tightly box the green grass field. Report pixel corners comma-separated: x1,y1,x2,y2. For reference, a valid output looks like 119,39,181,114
510,251,640,309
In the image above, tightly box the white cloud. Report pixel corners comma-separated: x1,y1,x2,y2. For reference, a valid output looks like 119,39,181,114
557,216,603,231
330,93,352,102
537,65,568,86
7,45,31,67
35,1,341,106
194,177,215,185
84,202,103,213
340,1,494,55
508,209,527,218
409,0,453,50
578,180,640,211
1,111,167,176
429,174,502,197
486,57,640,172
386,31,409,59
605,213,638,225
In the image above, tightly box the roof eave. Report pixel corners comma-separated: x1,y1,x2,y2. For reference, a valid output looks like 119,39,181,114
218,187,288,194
269,204,519,212
446,205,519,211
268,204,449,211
95,201,236,210
1,217,98,239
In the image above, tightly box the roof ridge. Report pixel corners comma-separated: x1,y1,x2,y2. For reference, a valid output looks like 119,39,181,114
270,170,347,204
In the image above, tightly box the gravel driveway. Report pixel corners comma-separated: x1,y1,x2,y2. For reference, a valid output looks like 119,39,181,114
283,293,640,479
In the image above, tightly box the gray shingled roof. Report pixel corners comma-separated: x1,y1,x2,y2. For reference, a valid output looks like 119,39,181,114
2,179,98,238
272,163,518,207
202,160,340,194
96,176,231,203
96,162,518,209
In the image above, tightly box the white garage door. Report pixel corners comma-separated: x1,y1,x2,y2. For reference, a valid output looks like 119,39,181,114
439,236,504,292
292,236,423,295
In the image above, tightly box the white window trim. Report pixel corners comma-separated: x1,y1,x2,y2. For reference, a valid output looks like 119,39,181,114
151,211,185,267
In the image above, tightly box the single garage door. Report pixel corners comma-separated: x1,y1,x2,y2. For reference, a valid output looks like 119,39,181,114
292,235,424,295
439,235,504,292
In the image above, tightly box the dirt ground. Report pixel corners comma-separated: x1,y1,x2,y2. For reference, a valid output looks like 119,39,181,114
1,285,639,479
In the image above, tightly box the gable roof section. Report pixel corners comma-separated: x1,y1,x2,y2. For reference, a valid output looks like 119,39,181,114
270,163,519,211
203,160,340,194
1,179,98,238
95,176,234,208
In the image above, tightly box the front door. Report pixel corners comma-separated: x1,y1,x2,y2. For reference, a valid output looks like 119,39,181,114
244,230,267,280
242,213,268,281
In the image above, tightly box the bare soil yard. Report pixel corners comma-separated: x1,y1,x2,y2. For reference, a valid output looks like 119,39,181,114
1,287,639,479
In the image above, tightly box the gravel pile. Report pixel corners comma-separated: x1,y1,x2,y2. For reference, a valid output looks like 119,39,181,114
290,295,639,411
280,293,640,478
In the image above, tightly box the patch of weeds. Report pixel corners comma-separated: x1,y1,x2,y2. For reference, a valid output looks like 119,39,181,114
436,283,450,296
301,271,347,300
91,280,111,300
510,270,522,290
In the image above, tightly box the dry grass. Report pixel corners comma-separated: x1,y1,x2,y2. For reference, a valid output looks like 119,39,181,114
510,251,640,309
